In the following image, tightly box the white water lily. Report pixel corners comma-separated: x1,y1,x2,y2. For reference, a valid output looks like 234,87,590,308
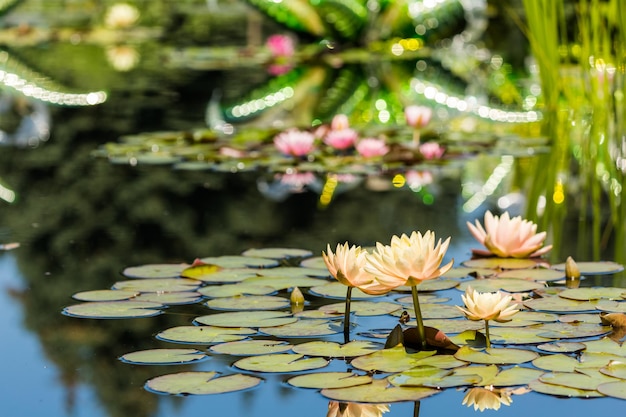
457,286,519,322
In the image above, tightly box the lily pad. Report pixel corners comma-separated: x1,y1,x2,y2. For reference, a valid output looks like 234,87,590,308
551,261,624,275
536,342,586,353
398,279,459,292
146,371,262,395
350,345,437,373
558,287,626,301
62,301,163,319
583,337,626,355
452,364,543,386
524,296,598,313
134,292,203,305
454,346,538,364
443,267,496,279
600,361,626,379
458,278,543,293
321,379,439,403
195,311,296,328
319,301,401,316
292,341,382,358
309,282,381,299
462,258,539,270
489,327,556,345
528,379,604,398
497,268,565,282
532,354,581,372
300,256,327,269
112,278,200,293
156,326,255,344
233,353,329,373
183,267,259,283
539,370,618,391
596,300,626,313
72,289,139,302
198,283,276,298
260,319,341,337
209,340,293,356
388,366,452,387
122,263,187,278
254,266,330,278
243,275,328,290
119,348,207,365
241,247,313,259
206,295,290,311
287,372,372,389
199,255,279,268
422,319,484,334
535,322,610,339
597,380,626,399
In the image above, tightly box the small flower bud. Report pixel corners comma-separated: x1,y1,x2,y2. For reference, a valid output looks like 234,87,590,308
565,256,580,279
290,286,305,305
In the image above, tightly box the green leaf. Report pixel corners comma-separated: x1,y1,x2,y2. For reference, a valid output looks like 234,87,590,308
388,366,452,387
600,361,626,379
287,372,372,389
309,282,381,299
206,295,290,311
540,370,619,391
198,283,276,298
62,301,163,319
233,353,329,373
112,278,200,293
319,301,400,316
209,340,293,356
120,348,206,365
72,289,139,302
535,322,610,339
454,346,538,365
583,338,626,355
199,255,279,268
146,371,262,395
133,292,203,305
462,258,539,270
528,379,604,398
551,261,624,275
523,296,598,313
292,340,382,358
598,380,626,399
241,247,313,260
558,287,626,301
350,345,437,373
260,319,341,337
122,263,187,278
243,275,328,290
423,319,484,334
156,326,255,344
184,267,259,283
532,354,580,372
458,278,543,293
195,311,297,328
497,268,565,282
536,342,586,353
321,379,439,403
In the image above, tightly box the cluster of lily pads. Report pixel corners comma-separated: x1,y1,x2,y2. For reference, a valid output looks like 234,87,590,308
62,211,626,411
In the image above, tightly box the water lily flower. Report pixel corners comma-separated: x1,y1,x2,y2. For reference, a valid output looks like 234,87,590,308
356,138,389,158
273,129,315,157
462,387,512,411
419,141,445,160
365,231,453,349
266,34,295,58
327,401,390,417
105,3,140,29
323,243,389,339
457,285,519,348
331,114,350,131
324,128,358,150
467,210,552,258
404,105,432,146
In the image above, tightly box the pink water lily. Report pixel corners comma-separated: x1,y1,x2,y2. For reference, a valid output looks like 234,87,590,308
266,34,295,57
467,210,552,258
404,105,432,129
324,128,358,150
273,129,315,157
419,141,445,160
330,114,350,131
356,138,389,158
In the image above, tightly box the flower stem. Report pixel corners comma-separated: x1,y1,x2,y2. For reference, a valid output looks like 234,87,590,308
413,129,421,147
411,285,427,350
484,319,491,349
343,286,353,342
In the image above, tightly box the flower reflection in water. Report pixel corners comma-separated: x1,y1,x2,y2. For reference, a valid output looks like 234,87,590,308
326,401,390,417
462,387,512,412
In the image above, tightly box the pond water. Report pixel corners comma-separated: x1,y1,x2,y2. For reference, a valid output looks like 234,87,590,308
2,1,626,417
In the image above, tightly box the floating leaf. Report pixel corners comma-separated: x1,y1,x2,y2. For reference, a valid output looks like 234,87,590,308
462,258,538,270
600,361,626,379
319,301,400,316
350,345,437,373
292,341,382,358
583,337,626,356
528,379,604,398
388,366,452,387
397,279,459,292
559,287,626,301
524,296,598,313
536,342,586,353
489,327,555,345
532,354,580,372
396,294,450,304
452,364,542,387
62,301,163,319
122,263,187,278
559,313,602,324
254,266,330,278
199,255,279,268
206,295,290,311
72,289,139,302
241,247,313,260
156,326,255,344
535,322,610,339
184,267,259,283
454,346,538,365
540,370,618,391
243,275,327,290
195,311,296,328
287,372,372,389
120,348,206,365
198,283,276,298
209,340,293,356
233,353,329,373
422,319,484,334
112,278,200,293
146,371,262,395
321,379,439,403
443,267,496,279
300,256,328,269
458,278,543,293
309,282,381,299
260,319,340,337
497,268,564,282
596,300,626,313
134,292,203,305
597,380,626,399
551,261,624,275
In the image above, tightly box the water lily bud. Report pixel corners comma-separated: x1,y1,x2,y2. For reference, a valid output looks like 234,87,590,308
565,256,580,279
290,286,304,305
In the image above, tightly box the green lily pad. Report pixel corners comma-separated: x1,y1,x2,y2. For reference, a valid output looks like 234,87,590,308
422,319,484,334
454,346,538,364
292,341,382,358
489,327,556,345
260,319,340,337
452,364,543,386
122,263,187,278
233,353,329,373
598,380,626,399
497,268,565,282
319,301,401,316
396,294,450,304
156,326,255,344
62,301,163,319
462,258,539,270
309,282,381,299
532,354,581,372
600,361,626,379
388,366,452,387
551,261,624,275
558,287,626,301
536,342,586,353
535,322,610,339
523,296,598,313
398,279,459,292
119,348,206,365
72,289,139,302
198,283,276,298
558,313,602,324
443,267,497,279
528,379,604,398
112,278,200,293
583,337,626,355
515,311,559,322
146,371,262,395
183,267,259,283
209,340,293,356
287,372,373,389
321,379,439,403
350,345,437,373
596,300,626,313
243,275,328,290
195,311,296,328
134,291,203,305
199,255,279,268
206,295,290,311
540,370,618,391
300,256,327,269
254,266,330,278
458,278,543,293
241,247,313,259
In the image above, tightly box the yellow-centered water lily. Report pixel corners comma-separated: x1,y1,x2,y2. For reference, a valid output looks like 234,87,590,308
326,401,390,417
322,243,388,295
467,210,552,258
457,286,519,322
462,387,512,412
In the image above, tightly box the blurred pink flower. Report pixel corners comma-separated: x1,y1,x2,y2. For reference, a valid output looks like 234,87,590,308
268,64,293,76
404,105,432,128
324,128,358,150
278,171,316,189
266,34,295,57
419,141,445,160
274,129,315,157
405,170,434,189
331,114,350,130
356,138,389,158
